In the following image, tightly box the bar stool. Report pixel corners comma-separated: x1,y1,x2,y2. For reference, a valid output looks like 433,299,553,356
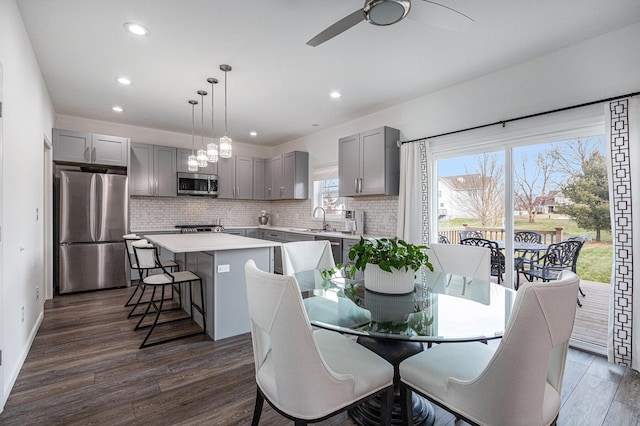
132,240,206,349
123,234,180,318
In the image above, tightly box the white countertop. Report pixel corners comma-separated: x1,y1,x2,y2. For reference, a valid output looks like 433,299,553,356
144,233,281,253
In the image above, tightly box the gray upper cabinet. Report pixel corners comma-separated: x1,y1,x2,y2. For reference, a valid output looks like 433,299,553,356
338,126,400,197
53,129,128,167
176,148,218,174
218,155,253,199
253,158,266,200
129,143,177,196
270,151,309,200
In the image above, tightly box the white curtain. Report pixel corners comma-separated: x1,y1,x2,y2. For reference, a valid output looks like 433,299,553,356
397,140,431,245
606,96,640,371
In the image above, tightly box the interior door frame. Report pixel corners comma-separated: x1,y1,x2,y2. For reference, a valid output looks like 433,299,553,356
43,136,53,300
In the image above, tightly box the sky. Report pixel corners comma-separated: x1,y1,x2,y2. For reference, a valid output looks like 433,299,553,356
437,135,606,180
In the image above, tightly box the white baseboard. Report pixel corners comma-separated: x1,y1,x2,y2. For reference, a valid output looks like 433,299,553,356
1,309,44,411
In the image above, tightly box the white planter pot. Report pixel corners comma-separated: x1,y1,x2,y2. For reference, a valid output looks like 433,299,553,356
363,264,416,294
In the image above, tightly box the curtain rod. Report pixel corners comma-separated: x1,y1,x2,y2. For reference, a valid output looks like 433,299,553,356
399,90,640,145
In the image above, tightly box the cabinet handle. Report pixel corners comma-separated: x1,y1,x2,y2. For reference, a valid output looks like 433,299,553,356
280,187,284,198
85,147,90,162
236,186,240,198
155,180,159,195
358,178,363,193
354,178,358,193
92,147,96,162
268,187,271,197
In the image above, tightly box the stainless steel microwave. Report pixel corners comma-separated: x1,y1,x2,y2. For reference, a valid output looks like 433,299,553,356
177,172,218,196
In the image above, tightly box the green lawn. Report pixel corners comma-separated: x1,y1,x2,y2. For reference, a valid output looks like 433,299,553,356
440,214,612,283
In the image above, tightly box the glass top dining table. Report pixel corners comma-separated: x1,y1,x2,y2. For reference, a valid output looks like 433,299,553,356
294,268,517,343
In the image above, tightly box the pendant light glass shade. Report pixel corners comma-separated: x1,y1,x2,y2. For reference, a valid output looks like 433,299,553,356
219,64,233,159
206,77,219,163
197,90,209,167
188,99,199,172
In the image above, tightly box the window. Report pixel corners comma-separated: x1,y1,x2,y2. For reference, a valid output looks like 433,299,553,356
313,165,346,220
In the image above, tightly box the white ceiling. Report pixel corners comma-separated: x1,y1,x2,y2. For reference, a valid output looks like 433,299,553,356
16,0,640,147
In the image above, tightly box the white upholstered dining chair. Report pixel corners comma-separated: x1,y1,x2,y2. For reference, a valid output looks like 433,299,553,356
281,240,336,276
426,243,491,282
244,260,394,425
399,270,581,426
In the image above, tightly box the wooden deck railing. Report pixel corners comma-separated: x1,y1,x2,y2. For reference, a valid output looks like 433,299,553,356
438,226,564,245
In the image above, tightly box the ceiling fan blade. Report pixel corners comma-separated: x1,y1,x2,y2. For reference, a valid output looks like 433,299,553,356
307,9,366,47
412,0,474,32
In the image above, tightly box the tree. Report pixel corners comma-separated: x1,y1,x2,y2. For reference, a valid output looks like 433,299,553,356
514,150,556,223
460,153,505,227
561,151,610,241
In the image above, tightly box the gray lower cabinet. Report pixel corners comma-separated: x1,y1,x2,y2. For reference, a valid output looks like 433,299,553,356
339,126,400,196
176,148,218,174
224,228,246,236
130,143,177,196
218,156,253,199
53,128,129,167
285,232,315,242
182,247,272,340
260,230,285,274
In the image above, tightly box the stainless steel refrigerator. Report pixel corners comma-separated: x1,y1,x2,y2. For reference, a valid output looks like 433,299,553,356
56,170,128,294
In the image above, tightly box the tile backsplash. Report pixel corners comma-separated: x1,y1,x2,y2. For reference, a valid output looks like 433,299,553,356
130,195,399,237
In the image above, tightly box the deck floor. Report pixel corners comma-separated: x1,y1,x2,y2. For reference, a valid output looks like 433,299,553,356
571,279,610,350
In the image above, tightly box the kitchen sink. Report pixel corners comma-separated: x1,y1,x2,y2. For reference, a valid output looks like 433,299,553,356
288,228,325,233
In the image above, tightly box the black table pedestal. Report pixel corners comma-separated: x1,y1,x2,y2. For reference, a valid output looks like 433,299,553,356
348,337,435,426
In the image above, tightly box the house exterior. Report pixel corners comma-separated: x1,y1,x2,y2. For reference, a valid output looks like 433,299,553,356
2,0,640,412
438,174,484,220
533,190,571,214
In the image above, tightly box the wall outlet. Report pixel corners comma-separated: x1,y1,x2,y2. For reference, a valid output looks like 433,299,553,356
21,306,25,323
36,286,40,300
217,264,230,273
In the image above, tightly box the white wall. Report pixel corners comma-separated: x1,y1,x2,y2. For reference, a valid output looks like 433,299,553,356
275,23,640,166
0,0,55,411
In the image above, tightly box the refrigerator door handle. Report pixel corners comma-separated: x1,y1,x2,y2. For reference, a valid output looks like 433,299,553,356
90,174,98,241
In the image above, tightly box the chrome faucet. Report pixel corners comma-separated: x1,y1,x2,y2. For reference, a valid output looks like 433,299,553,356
313,206,328,231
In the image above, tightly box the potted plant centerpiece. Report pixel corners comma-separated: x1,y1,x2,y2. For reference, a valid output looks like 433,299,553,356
345,237,433,294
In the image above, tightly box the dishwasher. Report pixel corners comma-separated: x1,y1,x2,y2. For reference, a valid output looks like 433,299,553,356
314,235,343,265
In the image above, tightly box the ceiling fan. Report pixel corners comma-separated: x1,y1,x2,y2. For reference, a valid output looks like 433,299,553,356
306,0,473,47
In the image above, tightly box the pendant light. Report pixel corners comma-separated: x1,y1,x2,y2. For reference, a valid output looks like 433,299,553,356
219,64,233,158
187,100,199,172
206,77,219,163
196,90,209,167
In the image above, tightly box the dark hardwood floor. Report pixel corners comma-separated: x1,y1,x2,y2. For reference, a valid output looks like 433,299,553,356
1,287,639,425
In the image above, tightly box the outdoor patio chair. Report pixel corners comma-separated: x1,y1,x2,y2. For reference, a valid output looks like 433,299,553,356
460,237,505,284
438,234,450,244
459,230,484,240
516,240,584,306
514,231,543,269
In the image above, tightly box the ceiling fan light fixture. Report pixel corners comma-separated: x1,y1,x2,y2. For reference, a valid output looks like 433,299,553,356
364,0,410,26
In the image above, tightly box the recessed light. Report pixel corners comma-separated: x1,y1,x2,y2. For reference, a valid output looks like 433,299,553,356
112,106,124,112
116,77,132,85
250,131,257,137
330,91,341,99
123,22,150,36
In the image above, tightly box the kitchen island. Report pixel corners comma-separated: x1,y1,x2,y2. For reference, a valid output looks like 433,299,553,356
144,233,279,341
